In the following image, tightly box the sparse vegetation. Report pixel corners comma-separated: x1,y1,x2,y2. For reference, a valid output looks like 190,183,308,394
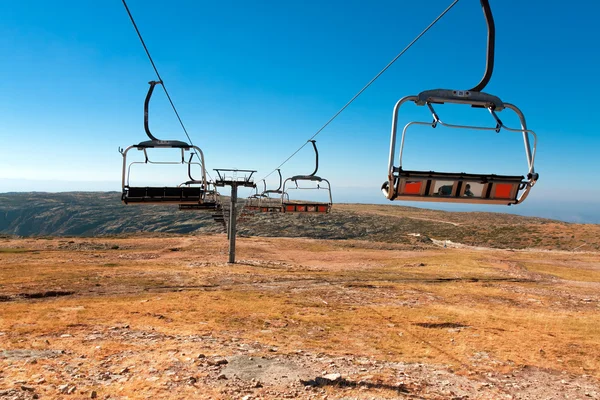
0,234,599,399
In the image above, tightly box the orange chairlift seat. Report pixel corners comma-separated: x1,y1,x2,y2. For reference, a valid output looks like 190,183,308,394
381,0,538,206
120,81,220,210
282,141,332,213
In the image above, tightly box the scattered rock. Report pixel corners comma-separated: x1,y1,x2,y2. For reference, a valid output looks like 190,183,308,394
208,357,228,366
222,355,311,385
186,376,197,385
0,349,63,360
316,373,342,385
90,390,98,399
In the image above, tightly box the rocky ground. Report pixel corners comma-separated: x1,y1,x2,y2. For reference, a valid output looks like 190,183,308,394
1,235,599,399
1,334,599,399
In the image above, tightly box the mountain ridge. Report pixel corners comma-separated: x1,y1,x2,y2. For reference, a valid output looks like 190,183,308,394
1,192,598,251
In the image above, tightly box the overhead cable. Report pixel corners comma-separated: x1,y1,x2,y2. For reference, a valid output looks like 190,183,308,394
260,0,460,181
121,0,212,180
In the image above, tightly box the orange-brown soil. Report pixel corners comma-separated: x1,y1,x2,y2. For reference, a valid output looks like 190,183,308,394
1,235,599,399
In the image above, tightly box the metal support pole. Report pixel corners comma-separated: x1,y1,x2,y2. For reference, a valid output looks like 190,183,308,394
228,183,238,264
214,169,256,264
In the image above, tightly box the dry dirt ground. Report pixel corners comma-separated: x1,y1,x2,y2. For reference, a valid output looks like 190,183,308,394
1,234,599,399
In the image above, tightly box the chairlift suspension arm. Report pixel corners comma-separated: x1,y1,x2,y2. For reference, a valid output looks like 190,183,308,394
274,169,282,192
144,80,163,141
308,140,319,177
470,0,495,92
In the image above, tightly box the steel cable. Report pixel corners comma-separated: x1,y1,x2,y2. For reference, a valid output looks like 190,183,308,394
121,0,213,181
260,0,460,181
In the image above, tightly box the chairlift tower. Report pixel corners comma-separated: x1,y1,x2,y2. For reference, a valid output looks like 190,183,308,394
214,169,256,263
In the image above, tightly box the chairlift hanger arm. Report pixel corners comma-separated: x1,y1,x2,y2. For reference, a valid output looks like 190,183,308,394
415,0,496,106
144,80,163,141
470,0,495,92
418,0,495,97
274,169,282,191
308,140,319,177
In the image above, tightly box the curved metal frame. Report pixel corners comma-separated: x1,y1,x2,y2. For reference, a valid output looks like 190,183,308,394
383,94,538,205
470,0,495,92
121,144,208,191
307,140,319,177
144,80,162,141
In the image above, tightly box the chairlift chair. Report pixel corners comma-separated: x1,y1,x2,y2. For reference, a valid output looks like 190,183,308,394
282,141,332,213
382,0,538,206
244,184,266,211
248,170,285,213
120,81,220,210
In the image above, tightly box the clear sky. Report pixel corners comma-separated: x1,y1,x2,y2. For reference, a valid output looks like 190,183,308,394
1,0,599,223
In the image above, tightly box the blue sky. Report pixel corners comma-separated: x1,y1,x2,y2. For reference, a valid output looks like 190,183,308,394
1,0,599,223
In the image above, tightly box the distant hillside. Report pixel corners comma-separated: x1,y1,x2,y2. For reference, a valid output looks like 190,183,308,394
1,192,598,251
0,192,220,237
